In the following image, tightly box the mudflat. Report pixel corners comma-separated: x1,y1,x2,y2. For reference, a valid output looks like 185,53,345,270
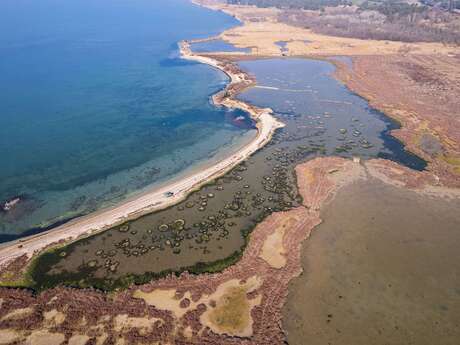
284,178,460,345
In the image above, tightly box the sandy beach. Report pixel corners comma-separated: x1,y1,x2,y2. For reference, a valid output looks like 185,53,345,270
0,40,283,269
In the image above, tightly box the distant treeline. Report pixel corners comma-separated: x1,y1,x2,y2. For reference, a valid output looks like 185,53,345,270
360,0,460,18
227,0,460,11
228,0,460,44
226,0,351,10
421,0,460,10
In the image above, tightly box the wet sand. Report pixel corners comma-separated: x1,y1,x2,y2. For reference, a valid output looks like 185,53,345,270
283,178,460,345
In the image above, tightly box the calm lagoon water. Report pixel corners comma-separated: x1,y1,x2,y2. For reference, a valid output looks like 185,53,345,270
191,39,251,53
284,179,460,345
237,59,425,167
0,0,256,238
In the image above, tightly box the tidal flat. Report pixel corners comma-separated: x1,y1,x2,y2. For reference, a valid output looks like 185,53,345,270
28,58,425,290
283,178,460,345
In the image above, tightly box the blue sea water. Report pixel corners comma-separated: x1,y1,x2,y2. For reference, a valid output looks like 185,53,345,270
0,0,256,236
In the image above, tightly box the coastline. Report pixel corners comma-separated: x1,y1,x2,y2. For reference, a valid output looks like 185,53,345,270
0,1,459,343
6,0,454,275
3,157,457,344
191,0,460,185
0,39,283,270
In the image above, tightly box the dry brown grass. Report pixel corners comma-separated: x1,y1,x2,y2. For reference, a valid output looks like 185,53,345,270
196,1,460,57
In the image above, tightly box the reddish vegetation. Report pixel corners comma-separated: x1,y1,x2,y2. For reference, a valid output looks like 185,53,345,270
0,254,28,283
213,58,256,102
0,287,174,343
366,158,440,189
0,157,351,344
0,209,316,344
2,50,459,345
0,157,454,344
2,5,460,343
334,54,460,187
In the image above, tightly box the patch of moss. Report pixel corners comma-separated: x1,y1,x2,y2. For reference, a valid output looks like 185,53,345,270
441,154,460,174
25,231,249,292
208,286,249,333
0,271,33,288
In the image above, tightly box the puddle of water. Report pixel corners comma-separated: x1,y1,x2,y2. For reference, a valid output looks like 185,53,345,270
275,40,310,55
275,41,289,54
30,58,426,290
283,178,460,345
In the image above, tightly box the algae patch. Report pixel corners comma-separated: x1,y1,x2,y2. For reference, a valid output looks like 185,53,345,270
201,277,262,337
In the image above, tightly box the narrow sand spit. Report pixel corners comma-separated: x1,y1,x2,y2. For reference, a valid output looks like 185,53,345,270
1,1,459,343
0,40,283,270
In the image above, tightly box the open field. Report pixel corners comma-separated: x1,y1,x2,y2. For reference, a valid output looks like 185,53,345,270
196,1,459,56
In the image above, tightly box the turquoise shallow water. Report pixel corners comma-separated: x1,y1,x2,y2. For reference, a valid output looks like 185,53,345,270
0,0,255,238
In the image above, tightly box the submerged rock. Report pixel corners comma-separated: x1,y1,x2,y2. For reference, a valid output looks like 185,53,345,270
158,224,169,232
88,260,98,268
119,224,130,232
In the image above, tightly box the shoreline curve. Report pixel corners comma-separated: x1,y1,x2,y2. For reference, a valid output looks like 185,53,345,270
0,40,283,270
